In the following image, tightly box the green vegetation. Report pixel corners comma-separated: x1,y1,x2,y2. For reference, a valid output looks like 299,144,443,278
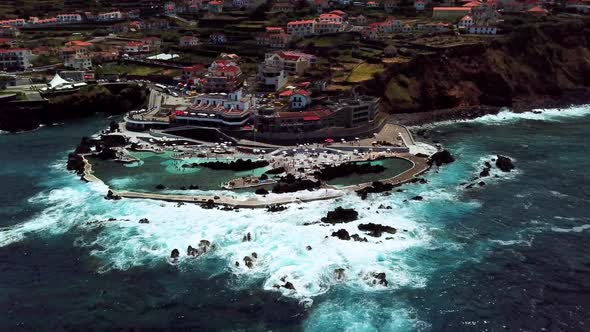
48,84,148,116
346,63,385,83
0,91,27,101
31,55,60,67
95,64,165,77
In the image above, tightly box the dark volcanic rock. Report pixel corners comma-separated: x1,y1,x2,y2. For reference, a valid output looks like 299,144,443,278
242,232,252,242
321,207,359,224
480,167,491,177
314,162,386,181
265,167,286,175
271,174,320,194
187,240,212,257
155,184,166,190
411,195,423,201
429,150,455,166
105,190,121,200
283,282,295,290
356,181,395,200
96,146,118,160
350,234,368,242
244,256,254,268
358,223,397,237
67,153,85,174
139,218,149,224
331,229,351,240
170,249,180,259
371,272,388,286
266,204,287,212
496,155,515,172
186,158,269,171
202,199,215,209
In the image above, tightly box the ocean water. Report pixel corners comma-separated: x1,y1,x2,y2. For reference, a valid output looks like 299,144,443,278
1,107,590,331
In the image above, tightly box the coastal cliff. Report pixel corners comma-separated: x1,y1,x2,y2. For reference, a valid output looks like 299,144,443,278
359,19,590,118
0,84,147,132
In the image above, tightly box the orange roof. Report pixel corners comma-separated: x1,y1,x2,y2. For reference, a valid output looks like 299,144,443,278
65,40,93,47
287,20,315,25
433,6,471,10
463,1,481,7
528,6,548,11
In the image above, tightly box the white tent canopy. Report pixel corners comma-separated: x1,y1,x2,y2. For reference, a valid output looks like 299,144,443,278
48,74,70,89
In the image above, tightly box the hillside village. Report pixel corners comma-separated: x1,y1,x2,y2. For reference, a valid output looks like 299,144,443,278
1,0,589,138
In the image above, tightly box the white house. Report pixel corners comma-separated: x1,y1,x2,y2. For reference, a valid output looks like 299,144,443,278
458,15,475,28
287,20,316,37
468,26,497,34
97,11,124,21
414,0,426,11
289,89,311,110
56,13,83,24
64,55,92,70
0,48,32,70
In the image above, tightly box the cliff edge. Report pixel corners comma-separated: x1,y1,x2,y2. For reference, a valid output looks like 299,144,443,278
359,19,590,115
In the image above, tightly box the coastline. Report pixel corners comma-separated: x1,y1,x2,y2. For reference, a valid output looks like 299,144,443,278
82,153,431,208
390,89,590,126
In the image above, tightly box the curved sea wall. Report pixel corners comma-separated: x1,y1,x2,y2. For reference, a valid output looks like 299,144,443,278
359,19,590,117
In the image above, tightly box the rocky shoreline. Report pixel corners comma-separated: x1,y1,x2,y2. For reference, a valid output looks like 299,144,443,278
390,89,590,127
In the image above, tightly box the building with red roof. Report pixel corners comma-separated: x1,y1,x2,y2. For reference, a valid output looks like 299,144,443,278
433,7,472,20
203,57,244,93
287,20,316,37
289,89,311,110
65,40,93,47
208,1,223,14
265,51,316,75
415,0,426,11
527,6,549,15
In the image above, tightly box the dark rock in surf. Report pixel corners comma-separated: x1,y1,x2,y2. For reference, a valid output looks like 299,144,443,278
331,229,351,240
358,223,397,237
170,249,180,259
496,155,515,172
321,207,359,224
429,150,455,166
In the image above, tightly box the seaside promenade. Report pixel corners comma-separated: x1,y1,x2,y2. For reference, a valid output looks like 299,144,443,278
112,190,344,208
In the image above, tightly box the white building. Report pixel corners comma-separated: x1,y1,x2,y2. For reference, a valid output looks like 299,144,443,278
287,20,316,37
0,48,32,71
97,11,124,21
257,56,288,92
56,13,83,24
289,90,311,110
174,88,255,128
468,26,497,34
415,0,426,11
64,55,92,70
458,15,475,28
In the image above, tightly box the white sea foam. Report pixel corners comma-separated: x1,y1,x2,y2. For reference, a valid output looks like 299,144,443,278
466,154,521,185
551,224,590,233
0,178,436,301
419,105,590,128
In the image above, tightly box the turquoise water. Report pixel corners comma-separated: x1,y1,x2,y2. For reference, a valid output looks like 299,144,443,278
1,106,590,330
89,152,270,191
326,158,414,187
